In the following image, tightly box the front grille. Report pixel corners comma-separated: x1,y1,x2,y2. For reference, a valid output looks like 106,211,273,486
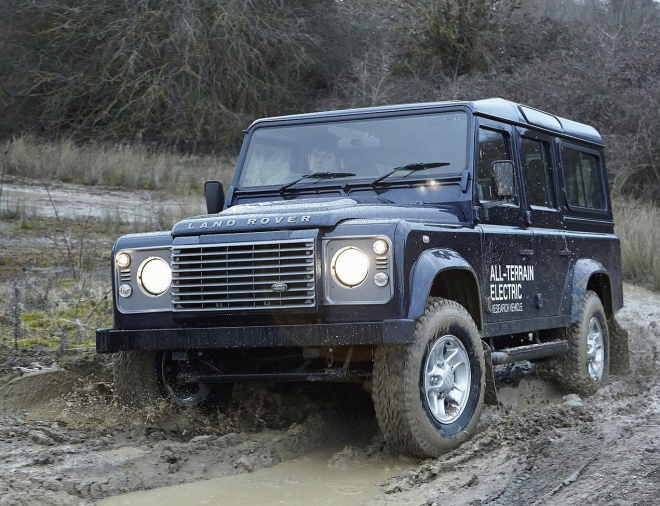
171,239,316,312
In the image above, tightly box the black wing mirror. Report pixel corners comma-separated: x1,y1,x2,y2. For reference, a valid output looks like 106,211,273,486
204,180,225,214
492,160,515,199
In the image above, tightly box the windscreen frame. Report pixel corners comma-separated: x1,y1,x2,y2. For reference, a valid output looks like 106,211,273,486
232,106,474,193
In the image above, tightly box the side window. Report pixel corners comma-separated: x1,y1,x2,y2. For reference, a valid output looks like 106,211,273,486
521,137,555,208
561,147,605,210
478,127,515,204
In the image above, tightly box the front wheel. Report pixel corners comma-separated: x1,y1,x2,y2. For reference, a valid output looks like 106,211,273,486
372,298,485,458
113,351,161,408
159,351,232,409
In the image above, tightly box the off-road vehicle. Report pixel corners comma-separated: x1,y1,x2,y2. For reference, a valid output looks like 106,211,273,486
97,98,626,457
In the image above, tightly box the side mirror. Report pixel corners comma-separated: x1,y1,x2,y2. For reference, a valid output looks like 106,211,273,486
204,180,225,214
491,160,515,199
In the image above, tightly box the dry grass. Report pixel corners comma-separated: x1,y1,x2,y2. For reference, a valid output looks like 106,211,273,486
1,135,236,196
613,198,660,292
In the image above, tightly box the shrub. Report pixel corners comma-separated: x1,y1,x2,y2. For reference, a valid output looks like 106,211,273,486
613,198,660,291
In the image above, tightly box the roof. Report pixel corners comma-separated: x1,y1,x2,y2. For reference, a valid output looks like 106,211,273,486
248,98,603,146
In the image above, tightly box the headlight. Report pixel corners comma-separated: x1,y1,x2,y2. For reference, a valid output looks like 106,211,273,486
332,247,369,287
138,257,172,296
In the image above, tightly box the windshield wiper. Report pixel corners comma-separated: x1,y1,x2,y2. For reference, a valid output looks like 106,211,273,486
371,162,451,187
278,172,356,194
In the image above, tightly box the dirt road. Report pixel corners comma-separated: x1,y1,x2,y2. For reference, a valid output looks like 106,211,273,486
1,283,659,505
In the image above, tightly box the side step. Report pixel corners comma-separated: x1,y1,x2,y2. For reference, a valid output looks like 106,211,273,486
178,370,370,384
490,340,568,366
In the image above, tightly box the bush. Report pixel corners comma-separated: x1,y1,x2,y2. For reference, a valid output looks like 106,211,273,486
0,0,350,148
614,198,660,291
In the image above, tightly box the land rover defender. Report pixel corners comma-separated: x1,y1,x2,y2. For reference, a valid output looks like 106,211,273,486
97,98,626,457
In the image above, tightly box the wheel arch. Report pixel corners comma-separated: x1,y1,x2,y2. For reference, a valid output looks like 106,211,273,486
407,249,483,331
571,259,614,323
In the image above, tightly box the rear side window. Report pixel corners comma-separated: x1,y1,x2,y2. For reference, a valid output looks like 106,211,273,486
521,138,555,208
561,147,605,210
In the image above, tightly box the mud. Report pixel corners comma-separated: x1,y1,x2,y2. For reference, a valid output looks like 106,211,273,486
1,282,659,505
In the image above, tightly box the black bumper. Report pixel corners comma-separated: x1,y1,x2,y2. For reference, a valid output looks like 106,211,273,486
96,320,415,353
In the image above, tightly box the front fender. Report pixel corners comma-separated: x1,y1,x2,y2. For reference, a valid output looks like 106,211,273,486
570,258,608,323
407,249,481,322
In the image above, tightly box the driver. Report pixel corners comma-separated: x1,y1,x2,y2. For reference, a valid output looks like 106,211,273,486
308,133,341,173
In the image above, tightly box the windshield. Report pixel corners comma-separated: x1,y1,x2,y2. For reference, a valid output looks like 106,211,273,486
238,111,469,189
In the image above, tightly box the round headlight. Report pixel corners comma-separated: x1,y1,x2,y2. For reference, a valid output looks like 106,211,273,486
373,239,388,256
116,252,131,269
139,257,172,296
332,247,369,287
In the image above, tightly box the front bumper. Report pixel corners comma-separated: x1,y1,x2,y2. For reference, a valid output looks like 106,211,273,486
96,320,415,353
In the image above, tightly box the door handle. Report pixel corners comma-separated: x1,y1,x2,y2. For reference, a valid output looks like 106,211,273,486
519,249,534,256
558,250,572,256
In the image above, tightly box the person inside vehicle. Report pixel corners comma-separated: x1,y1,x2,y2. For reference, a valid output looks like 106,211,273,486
308,133,341,173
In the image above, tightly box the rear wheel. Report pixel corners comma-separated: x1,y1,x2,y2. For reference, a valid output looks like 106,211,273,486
372,298,485,458
538,290,609,395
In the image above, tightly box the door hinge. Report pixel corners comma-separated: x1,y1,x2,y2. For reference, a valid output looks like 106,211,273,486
460,169,471,192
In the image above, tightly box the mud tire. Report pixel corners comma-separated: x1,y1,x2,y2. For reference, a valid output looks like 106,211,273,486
538,290,609,395
372,298,485,458
113,351,162,408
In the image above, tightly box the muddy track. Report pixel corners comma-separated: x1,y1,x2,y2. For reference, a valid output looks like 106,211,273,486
0,178,204,225
1,283,659,505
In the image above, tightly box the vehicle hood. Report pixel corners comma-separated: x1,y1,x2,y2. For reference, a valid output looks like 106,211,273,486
171,198,461,237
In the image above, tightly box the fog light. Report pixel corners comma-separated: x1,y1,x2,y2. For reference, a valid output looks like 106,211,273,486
116,252,131,269
333,247,369,287
118,284,133,298
373,239,388,256
374,272,389,287
139,257,172,296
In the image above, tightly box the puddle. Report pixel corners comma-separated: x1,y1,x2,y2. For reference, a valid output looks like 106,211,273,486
100,449,414,506
496,376,564,410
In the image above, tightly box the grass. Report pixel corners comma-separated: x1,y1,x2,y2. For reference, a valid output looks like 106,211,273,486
1,134,236,196
0,214,116,349
1,273,112,350
0,136,219,351
613,198,660,292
